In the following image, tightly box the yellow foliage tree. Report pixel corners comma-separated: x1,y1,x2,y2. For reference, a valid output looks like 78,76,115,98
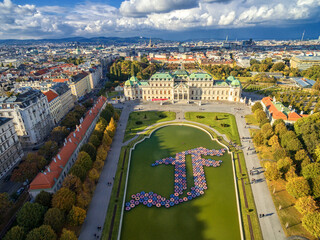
295,196,318,215
67,206,86,226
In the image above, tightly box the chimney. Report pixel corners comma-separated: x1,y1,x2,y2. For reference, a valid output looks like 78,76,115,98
58,154,61,160
47,166,51,172
53,157,56,162
69,138,72,143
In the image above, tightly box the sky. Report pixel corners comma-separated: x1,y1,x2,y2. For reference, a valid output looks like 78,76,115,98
0,0,319,40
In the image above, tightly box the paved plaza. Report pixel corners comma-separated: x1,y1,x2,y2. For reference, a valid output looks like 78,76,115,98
79,99,285,240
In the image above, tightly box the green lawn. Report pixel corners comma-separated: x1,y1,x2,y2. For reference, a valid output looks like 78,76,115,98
123,111,176,142
245,114,259,126
121,125,241,240
185,112,240,144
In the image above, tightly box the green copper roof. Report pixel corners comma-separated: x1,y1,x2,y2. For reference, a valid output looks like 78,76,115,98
125,76,140,86
151,72,173,80
140,81,149,86
227,76,236,81
214,81,229,86
130,76,139,82
173,70,189,76
189,72,212,80
231,79,241,87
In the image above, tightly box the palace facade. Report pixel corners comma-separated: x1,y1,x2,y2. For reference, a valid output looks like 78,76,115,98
124,70,242,102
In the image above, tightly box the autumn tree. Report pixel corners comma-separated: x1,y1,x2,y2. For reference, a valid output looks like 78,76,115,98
254,109,267,123
302,163,320,180
251,102,263,113
10,161,38,182
89,134,101,148
25,225,56,240
264,162,280,181
80,143,96,161
17,202,46,231
295,196,318,215
93,160,104,172
3,226,25,240
60,229,77,240
302,212,320,238
52,188,76,212
96,147,108,162
295,149,309,162
311,176,320,199
67,206,86,226
44,208,65,233
102,130,112,146
274,122,287,137
50,126,69,144
0,193,12,223
38,141,59,162
277,157,293,177
268,135,280,149
62,174,82,193
253,131,264,146
35,191,52,208
69,164,87,182
315,144,320,162
261,123,274,140
94,118,108,133
76,151,93,172
273,148,288,161
76,191,91,209
286,177,311,199
88,168,99,182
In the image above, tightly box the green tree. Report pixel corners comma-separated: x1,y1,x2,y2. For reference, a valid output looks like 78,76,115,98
50,126,69,144
277,157,293,177
273,148,288,161
39,141,59,161
76,151,92,172
254,109,267,123
268,135,280,149
10,161,38,182
67,206,86,226
285,166,298,180
286,177,311,199
80,143,96,161
264,162,280,181
26,225,56,240
88,168,100,182
295,149,309,162
93,160,104,172
3,226,25,240
315,144,320,162
251,102,263,113
17,202,46,231
274,122,287,138
302,212,320,238
89,134,101,148
271,62,286,72
60,229,77,240
295,196,318,215
302,163,320,180
62,174,82,193
311,176,320,199
35,191,52,208
52,188,76,212
44,208,65,233
261,123,274,140
0,193,12,223
69,164,87,181
102,131,112,146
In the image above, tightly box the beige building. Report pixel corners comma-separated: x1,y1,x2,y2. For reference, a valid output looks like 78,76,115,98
124,70,242,102
290,56,320,70
69,72,91,100
51,83,74,120
0,117,23,178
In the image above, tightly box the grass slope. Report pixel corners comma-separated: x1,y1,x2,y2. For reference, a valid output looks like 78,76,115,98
124,111,176,143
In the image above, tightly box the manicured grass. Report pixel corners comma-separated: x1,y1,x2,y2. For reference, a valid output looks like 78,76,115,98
107,91,120,99
266,179,315,240
123,111,176,142
245,114,260,127
185,112,240,144
121,125,241,240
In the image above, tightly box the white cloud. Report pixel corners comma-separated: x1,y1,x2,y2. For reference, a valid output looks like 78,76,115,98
120,0,199,17
0,0,319,39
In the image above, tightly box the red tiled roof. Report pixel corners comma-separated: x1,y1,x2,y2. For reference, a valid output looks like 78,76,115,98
30,96,107,191
52,79,69,83
288,111,302,121
262,97,287,120
44,90,59,103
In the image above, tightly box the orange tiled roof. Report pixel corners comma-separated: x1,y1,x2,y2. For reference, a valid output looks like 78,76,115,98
262,97,287,120
29,96,107,190
288,111,302,121
52,79,69,83
44,90,59,103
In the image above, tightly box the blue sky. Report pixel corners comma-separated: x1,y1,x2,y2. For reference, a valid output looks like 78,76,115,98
1,0,319,40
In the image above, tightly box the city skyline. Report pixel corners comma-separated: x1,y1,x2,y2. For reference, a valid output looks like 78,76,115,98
0,0,319,40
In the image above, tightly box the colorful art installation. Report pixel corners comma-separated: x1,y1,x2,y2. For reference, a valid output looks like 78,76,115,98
125,147,226,211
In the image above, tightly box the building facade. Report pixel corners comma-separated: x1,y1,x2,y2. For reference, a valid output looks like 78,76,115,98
44,90,62,125
29,96,107,197
0,89,53,147
51,83,74,120
290,56,320,70
124,71,242,102
0,117,24,178
69,72,91,100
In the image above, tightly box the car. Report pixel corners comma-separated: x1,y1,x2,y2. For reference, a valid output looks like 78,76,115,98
16,187,24,196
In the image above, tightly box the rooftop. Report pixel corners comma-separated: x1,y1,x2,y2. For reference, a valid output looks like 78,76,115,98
0,117,11,126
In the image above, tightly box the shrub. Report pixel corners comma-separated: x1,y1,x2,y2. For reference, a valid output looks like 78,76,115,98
135,121,143,125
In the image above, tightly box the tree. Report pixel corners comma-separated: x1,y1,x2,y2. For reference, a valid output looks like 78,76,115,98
261,123,274,140
17,202,46,231
60,229,77,240
0,193,12,223
274,122,287,138
106,117,117,138
80,143,96,161
44,208,65,233
311,176,320,199
100,109,113,123
251,102,263,113
295,149,309,162
271,62,286,72
254,109,267,123
273,148,288,161
25,152,47,170
89,134,101,148
67,206,86,226
76,152,92,172
26,225,56,240
88,168,99,182
302,212,320,238
38,141,59,162
50,126,69,144
10,161,38,182
277,157,293,177
302,163,320,180
62,174,82,193
102,131,112,146
3,226,25,240
315,144,320,162
253,131,265,146
286,177,311,199
61,112,78,129
35,191,52,208
69,164,87,182
264,162,280,181
285,166,297,180
95,118,108,133
295,196,318,215
96,147,108,162
52,188,76,212
76,191,91,209
93,160,104,172
268,135,280,149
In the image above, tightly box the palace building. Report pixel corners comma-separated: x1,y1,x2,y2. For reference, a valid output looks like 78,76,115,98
123,70,242,102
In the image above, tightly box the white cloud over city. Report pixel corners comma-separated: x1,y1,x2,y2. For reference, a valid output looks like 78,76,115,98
0,0,319,39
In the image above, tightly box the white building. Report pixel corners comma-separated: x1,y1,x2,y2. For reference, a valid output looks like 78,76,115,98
0,117,24,178
0,88,53,147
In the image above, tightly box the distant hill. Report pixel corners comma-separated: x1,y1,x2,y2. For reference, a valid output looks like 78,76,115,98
0,36,172,45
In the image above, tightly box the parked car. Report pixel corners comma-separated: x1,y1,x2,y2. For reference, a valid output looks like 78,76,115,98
16,187,24,196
